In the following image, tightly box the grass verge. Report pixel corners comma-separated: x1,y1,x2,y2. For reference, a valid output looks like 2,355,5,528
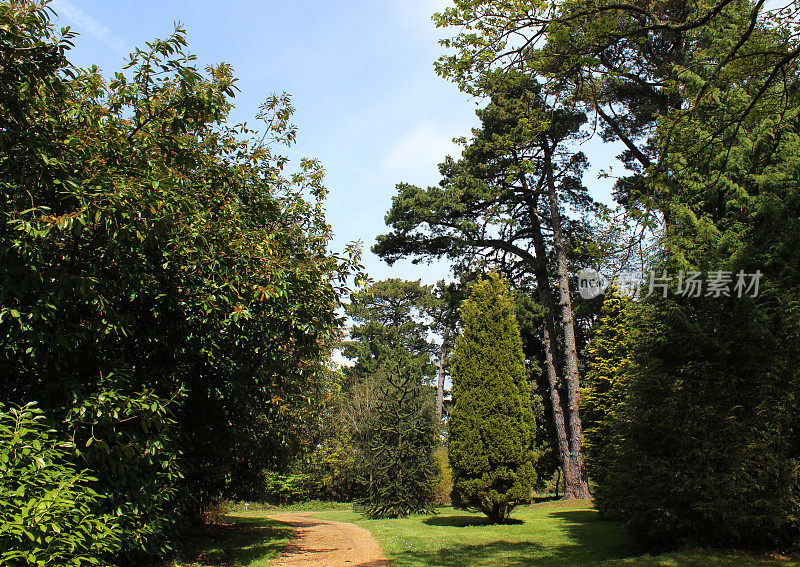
313,500,799,567
224,499,353,513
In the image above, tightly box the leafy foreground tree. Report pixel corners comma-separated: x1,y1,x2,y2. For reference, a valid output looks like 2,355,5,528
0,2,359,562
449,274,537,523
359,358,437,519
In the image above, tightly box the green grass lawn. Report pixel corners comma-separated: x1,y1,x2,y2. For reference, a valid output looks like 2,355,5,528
168,512,293,567
162,499,799,567
314,500,799,567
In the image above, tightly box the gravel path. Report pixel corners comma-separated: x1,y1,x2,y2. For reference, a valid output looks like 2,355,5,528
268,512,391,567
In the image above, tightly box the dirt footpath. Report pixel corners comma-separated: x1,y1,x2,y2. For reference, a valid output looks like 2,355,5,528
268,512,391,567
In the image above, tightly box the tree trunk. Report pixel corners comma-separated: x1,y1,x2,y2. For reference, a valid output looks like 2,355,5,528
436,326,450,420
527,208,577,497
543,142,591,499
513,149,579,498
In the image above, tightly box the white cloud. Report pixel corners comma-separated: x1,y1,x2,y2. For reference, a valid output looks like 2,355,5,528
52,0,126,52
380,121,461,186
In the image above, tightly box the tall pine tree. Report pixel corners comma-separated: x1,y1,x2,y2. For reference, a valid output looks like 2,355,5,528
449,274,537,523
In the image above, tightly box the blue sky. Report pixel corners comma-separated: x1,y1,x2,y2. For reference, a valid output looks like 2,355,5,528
51,0,617,286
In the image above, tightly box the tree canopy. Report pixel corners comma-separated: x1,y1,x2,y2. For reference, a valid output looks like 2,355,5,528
433,0,800,207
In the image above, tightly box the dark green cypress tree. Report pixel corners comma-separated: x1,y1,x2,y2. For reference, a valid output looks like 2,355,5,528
360,355,437,519
448,273,537,523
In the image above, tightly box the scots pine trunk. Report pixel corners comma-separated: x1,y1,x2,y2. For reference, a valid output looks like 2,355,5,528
515,149,580,499
528,210,578,497
544,144,590,499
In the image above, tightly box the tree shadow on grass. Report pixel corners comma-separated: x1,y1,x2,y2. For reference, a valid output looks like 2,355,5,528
175,514,293,566
423,516,524,527
531,494,562,504
537,509,642,565
548,512,798,566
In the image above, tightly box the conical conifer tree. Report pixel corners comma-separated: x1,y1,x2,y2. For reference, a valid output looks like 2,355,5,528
448,273,536,523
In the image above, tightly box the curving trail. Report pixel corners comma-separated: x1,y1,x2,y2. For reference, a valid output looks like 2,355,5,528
268,512,391,567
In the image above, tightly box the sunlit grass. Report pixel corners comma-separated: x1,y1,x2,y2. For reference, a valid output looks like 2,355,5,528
224,499,353,513
314,500,799,567
163,500,799,567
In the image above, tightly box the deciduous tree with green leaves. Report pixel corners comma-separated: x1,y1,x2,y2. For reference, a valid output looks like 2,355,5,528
433,0,800,209
0,1,360,561
0,402,121,567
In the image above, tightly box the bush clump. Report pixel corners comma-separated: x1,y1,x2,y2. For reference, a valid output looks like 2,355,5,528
594,297,800,550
